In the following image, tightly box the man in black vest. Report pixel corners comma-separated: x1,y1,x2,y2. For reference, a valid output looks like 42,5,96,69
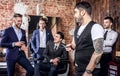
66,1,104,76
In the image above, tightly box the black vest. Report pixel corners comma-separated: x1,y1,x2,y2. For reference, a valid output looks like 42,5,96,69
74,21,96,71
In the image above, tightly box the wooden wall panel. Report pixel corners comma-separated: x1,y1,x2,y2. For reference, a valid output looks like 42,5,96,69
109,0,120,51
77,0,120,57
77,0,109,24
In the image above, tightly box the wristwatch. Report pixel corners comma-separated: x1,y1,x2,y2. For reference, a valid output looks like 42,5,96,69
85,69,92,74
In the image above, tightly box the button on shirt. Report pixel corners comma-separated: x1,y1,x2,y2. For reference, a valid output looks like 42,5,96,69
39,29,46,48
103,29,118,53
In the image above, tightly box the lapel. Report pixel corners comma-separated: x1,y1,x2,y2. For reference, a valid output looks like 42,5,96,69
50,41,56,53
11,27,19,41
46,30,49,43
74,26,80,44
37,30,40,43
53,43,56,51
20,29,25,41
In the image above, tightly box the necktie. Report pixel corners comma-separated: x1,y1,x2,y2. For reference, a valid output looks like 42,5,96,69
104,31,108,40
54,46,57,50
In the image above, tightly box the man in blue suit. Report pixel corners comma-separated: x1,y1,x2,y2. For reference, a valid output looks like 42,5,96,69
30,16,53,76
0,13,34,76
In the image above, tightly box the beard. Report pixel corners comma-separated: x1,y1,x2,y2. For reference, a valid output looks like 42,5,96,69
75,17,83,26
16,24,21,29
103,24,110,29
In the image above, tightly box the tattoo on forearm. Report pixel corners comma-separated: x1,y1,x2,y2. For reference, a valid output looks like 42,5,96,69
94,56,101,65
93,38,104,54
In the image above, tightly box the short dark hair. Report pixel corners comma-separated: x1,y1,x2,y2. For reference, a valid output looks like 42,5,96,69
104,16,114,23
75,1,92,15
57,31,64,39
13,13,22,18
39,17,48,23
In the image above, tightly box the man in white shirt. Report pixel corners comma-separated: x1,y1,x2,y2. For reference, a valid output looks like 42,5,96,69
66,1,104,76
30,17,53,76
99,16,118,76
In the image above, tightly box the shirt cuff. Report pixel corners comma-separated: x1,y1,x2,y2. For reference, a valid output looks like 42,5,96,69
50,59,53,63
12,42,15,47
57,57,60,61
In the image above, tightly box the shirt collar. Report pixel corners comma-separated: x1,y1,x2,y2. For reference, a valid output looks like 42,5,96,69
105,28,112,32
39,28,46,32
81,23,88,28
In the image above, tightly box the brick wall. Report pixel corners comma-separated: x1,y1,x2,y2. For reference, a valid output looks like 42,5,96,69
0,0,119,76
0,0,14,30
0,0,119,47
0,0,76,43
0,0,76,75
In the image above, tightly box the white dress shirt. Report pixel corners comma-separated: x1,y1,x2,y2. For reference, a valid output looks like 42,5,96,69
75,23,104,67
77,23,104,41
103,29,118,53
13,26,22,41
39,29,46,48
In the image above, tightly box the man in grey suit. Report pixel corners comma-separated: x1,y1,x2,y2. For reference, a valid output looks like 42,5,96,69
30,16,53,76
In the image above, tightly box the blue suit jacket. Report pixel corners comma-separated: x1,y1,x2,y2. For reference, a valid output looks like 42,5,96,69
30,29,53,53
0,27,27,60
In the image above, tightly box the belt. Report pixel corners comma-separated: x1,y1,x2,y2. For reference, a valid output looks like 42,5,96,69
33,58,43,61
103,52,111,54
39,47,46,49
